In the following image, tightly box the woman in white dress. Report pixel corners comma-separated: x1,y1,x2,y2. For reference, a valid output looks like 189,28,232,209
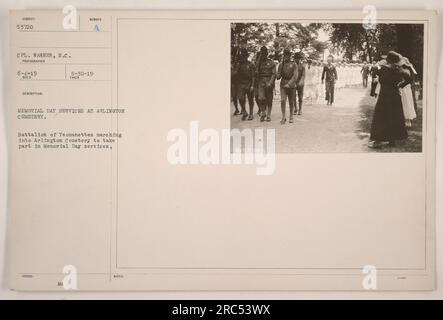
316,62,324,103
350,64,355,86
345,63,352,87
304,59,315,105
354,64,359,85
398,56,417,127
311,61,320,103
337,63,343,91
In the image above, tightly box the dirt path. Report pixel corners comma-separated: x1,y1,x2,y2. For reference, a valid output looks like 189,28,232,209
231,86,375,153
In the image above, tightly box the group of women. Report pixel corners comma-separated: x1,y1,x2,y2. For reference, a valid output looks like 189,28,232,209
291,61,374,105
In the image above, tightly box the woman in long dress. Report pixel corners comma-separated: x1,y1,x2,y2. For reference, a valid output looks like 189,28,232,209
369,51,411,148
398,57,417,127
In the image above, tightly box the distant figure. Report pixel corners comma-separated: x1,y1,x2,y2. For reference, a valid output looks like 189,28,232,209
312,61,322,104
321,55,338,105
361,63,370,88
369,61,379,97
369,51,410,149
304,59,315,105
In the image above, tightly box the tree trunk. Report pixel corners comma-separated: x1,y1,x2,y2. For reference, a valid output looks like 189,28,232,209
395,24,413,58
364,31,373,63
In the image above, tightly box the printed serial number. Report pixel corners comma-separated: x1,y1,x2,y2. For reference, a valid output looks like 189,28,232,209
216,304,271,315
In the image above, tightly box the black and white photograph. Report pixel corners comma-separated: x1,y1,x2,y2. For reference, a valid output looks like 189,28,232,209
1,5,440,299
231,22,424,152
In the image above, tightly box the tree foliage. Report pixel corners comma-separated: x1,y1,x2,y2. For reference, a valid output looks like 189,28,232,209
231,22,424,81
231,23,327,61
328,23,423,80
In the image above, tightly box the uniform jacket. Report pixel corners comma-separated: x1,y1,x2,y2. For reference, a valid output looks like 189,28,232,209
322,64,338,83
295,63,306,87
233,61,255,89
256,57,276,87
276,60,299,88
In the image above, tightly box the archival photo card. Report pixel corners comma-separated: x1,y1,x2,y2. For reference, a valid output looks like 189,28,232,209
6,9,437,291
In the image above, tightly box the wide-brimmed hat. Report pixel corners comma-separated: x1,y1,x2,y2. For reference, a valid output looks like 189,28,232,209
260,46,268,54
293,51,304,60
398,55,417,74
283,48,291,56
386,51,401,64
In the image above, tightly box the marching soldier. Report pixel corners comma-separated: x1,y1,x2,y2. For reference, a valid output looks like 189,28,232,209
253,51,262,116
256,46,276,122
231,47,240,115
293,52,306,115
321,55,338,105
234,48,255,120
276,48,298,124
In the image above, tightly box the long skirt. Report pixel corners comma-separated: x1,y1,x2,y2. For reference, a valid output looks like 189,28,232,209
370,88,408,142
375,81,381,96
370,79,378,97
304,84,315,99
399,84,416,121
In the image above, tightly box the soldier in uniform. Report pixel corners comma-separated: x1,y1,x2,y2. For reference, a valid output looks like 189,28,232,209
256,46,276,122
276,48,298,124
253,51,262,116
321,55,338,105
293,52,306,115
234,48,255,120
231,47,240,115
